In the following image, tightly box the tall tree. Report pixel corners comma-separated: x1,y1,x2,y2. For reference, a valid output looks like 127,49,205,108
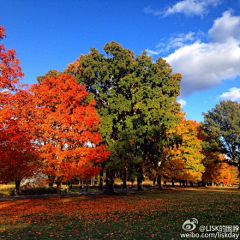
29,73,109,197
0,26,32,193
66,41,181,193
203,100,240,181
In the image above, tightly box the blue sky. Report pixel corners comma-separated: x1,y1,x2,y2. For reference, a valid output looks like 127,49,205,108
1,0,240,122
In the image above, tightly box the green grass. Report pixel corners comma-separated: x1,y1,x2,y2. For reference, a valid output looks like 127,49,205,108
0,188,239,239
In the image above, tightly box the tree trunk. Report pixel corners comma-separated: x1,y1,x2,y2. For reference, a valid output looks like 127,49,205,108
137,167,143,191
56,182,61,198
104,170,115,195
157,174,162,189
99,169,103,191
153,177,156,186
171,179,175,187
137,177,142,191
48,175,54,187
122,168,127,189
15,180,21,195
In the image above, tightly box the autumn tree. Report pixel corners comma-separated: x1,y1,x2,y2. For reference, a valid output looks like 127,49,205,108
0,26,24,91
162,116,205,186
0,26,34,194
29,73,109,197
202,155,237,186
66,41,181,193
203,100,240,183
0,89,40,193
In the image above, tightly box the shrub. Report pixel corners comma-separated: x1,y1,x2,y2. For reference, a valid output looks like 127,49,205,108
7,187,56,196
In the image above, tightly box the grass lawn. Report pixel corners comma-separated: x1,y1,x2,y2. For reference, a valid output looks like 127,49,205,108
0,188,239,239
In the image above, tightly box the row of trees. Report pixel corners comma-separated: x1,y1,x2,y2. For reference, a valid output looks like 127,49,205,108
0,27,110,197
0,26,238,197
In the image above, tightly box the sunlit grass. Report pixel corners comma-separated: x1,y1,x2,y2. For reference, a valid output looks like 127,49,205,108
0,188,239,239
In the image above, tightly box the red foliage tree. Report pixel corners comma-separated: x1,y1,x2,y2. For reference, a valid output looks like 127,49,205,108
0,89,40,193
0,26,24,91
29,73,110,197
0,26,37,193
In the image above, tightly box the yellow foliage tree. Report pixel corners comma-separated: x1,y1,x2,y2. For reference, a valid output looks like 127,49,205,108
163,115,205,185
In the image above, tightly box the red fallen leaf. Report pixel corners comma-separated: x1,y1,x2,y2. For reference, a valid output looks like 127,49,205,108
56,228,60,231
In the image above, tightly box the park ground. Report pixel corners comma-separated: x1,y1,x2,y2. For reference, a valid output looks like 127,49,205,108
0,187,239,239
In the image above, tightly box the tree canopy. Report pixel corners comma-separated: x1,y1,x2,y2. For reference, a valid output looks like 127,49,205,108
66,41,182,192
203,100,240,178
29,73,110,197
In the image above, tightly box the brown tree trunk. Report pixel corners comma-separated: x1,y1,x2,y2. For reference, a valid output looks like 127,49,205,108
99,168,103,191
153,177,156,186
56,182,61,198
48,175,55,187
104,170,115,195
157,174,162,189
171,179,175,187
137,167,143,191
122,168,127,189
15,180,21,195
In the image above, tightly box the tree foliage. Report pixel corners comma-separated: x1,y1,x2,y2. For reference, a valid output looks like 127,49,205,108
29,73,110,197
203,100,240,177
0,89,39,192
0,26,33,193
163,116,205,182
66,41,182,192
0,26,24,91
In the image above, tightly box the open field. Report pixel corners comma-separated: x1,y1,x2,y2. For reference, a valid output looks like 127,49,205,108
0,188,239,239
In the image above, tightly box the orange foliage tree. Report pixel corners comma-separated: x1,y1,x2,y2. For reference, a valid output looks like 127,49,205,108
163,116,205,186
0,26,37,193
203,160,237,186
0,26,24,91
0,90,40,192
29,73,110,197
199,127,238,186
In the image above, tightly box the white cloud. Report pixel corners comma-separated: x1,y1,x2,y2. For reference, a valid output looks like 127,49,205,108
177,99,187,107
150,32,198,55
143,7,162,16
167,32,196,49
145,48,163,56
163,11,240,96
144,0,221,18
165,40,240,96
208,10,240,42
219,87,240,102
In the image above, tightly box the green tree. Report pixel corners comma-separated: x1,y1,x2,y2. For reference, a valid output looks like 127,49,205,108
203,100,240,181
66,41,181,193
